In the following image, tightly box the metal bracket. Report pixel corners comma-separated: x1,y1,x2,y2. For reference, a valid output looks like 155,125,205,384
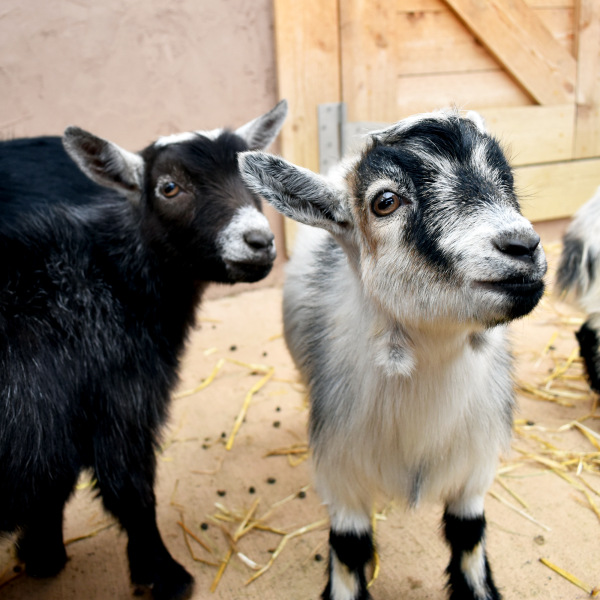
318,102,390,173
317,102,345,174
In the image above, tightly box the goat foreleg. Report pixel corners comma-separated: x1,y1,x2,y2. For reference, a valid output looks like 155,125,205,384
322,508,373,600
443,496,501,600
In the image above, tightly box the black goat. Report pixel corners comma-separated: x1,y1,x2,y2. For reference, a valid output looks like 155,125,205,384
0,100,287,600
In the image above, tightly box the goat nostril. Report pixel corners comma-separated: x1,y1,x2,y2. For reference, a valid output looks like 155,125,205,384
495,233,540,257
244,230,274,251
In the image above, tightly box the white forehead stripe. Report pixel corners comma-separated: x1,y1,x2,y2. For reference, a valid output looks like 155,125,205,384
195,128,224,141
154,128,225,147
155,132,199,147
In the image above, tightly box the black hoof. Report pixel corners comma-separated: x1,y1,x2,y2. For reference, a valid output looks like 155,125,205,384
20,545,68,578
132,558,194,600
151,562,194,600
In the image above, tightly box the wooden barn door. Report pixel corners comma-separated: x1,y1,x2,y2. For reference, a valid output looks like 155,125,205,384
274,0,600,250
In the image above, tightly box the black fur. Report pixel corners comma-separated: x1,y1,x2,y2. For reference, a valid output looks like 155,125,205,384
0,129,274,599
576,320,600,392
443,511,501,600
322,530,373,600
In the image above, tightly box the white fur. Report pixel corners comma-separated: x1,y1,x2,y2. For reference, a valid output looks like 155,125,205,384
287,228,509,512
330,554,360,600
154,128,224,147
154,132,199,147
461,542,487,599
558,186,600,313
216,205,274,265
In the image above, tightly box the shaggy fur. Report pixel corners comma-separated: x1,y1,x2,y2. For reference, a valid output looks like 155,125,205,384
0,100,287,600
557,186,600,391
239,108,547,600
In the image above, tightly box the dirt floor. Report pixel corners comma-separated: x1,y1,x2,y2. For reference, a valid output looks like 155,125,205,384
1,245,599,600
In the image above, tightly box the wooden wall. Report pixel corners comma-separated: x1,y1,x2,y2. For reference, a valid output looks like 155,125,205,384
274,0,600,250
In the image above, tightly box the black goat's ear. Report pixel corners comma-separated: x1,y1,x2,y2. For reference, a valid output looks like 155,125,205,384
235,99,288,151
62,127,144,202
238,151,350,234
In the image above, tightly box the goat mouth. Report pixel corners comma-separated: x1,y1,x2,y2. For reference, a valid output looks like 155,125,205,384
224,259,274,283
474,276,544,295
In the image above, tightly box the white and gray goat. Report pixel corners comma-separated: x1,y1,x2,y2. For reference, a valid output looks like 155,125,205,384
239,109,547,600
557,186,600,391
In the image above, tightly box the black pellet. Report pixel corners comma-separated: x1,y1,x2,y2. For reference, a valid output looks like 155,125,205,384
267,477,276,484
315,554,323,562
200,522,209,531
230,345,237,351
298,491,306,499
273,421,280,428
249,486,256,494
217,490,226,496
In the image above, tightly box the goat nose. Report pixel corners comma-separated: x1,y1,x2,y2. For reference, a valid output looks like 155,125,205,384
244,230,274,251
494,232,540,258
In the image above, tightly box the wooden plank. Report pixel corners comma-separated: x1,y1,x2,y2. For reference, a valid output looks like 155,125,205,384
344,56,532,122
391,71,533,122
573,0,600,158
274,0,341,254
393,0,574,9
479,105,575,165
533,7,575,53
526,0,573,7
515,158,600,221
444,0,577,105
340,1,500,78
273,0,340,173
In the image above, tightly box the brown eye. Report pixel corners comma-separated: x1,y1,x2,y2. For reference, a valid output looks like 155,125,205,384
161,182,181,198
372,191,409,216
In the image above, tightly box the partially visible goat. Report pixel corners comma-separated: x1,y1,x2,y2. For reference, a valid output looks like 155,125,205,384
239,108,546,600
557,186,600,390
0,100,287,600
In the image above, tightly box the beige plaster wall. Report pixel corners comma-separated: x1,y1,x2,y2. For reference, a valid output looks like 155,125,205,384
0,0,278,147
0,0,286,258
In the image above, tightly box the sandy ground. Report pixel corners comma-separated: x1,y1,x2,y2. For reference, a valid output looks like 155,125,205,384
1,247,599,600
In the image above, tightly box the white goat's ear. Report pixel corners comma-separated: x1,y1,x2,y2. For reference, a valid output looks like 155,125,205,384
464,110,487,133
238,151,349,233
235,99,288,151
62,126,144,201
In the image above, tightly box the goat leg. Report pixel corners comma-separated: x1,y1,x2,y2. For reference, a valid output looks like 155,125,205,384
322,509,373,600
443,500,501,600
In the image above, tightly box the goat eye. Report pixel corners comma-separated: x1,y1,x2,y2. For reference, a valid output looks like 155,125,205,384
161,182,181,198
372,191,407,217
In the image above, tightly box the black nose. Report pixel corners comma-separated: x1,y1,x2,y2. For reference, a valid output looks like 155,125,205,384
494,232,540,258
244,230,274,251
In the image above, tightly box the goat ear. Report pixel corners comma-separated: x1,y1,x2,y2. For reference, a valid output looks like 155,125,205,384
464,110,487,133
235,99,288,151
62,127,144,201
238,151,349,233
